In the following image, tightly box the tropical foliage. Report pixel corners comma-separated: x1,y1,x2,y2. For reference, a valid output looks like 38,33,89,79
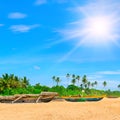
0,73,120,97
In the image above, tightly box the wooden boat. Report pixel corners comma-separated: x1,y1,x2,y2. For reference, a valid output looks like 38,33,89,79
0,92,58,103
63,96,104,102
65,97,86,102
86,97,103,101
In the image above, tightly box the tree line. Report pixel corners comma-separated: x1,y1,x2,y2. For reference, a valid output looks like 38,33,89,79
52,74,109,89
0,73,120,97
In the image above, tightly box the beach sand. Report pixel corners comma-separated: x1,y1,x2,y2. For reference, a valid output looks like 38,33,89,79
0,98,119,120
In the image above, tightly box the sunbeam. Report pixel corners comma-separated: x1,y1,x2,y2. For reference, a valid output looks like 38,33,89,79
59,0,120,61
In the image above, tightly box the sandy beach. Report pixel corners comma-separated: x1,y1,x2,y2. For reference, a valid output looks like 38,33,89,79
0,98,119,120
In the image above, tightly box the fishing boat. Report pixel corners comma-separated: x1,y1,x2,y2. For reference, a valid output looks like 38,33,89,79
63,96,104,102
65,97,86,102
0,92,58,103
86,97,103,101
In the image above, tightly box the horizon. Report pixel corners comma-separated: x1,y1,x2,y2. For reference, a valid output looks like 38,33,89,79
0,0,120,90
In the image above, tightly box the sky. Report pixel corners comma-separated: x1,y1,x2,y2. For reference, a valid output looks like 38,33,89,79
0,0,120,90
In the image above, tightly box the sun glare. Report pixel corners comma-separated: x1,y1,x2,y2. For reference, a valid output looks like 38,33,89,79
89,17,110,36
83,16,113,45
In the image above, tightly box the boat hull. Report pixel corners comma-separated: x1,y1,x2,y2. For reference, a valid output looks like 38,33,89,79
86,97,103,101
65,98,86,102
65,97,103,102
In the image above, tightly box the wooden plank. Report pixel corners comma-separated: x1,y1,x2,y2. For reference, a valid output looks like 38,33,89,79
12,96,23,103
36,96,42,103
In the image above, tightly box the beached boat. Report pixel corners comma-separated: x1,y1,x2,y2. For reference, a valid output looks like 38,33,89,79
63,96,104,102
65,97,86,102
86,97,103,101
0,92,58,103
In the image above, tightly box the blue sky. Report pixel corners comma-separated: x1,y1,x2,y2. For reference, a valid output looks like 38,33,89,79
0,0,120,90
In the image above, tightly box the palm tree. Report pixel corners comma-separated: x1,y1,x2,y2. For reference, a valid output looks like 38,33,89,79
21,76,29,88
94,81,98,89
71,79,76,85
118,84,120,89
87,81,91,89
0,77,5,92
72,74,76,79
76,75,80,86
80,84,83,89
52,76,56,86
55,77,61,86
2,73,10,89
2,73,9,80
103,81,107,89
82,75,88,88
91,82,95,88
66,73,70,86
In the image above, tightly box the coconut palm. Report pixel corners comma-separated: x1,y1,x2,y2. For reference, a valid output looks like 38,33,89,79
87,81,91,89
71,79,76,85
118,84,120,89
103,81,107,89
94,81,98,89
21,76,29,88
2,73,9,80
82,75,88,88
76,75,80,86
94,81,97,86
52,76,56,86
55,77,61,86
91,82,95,88
72,74,76,79
2,73,10,89
66,73,70,86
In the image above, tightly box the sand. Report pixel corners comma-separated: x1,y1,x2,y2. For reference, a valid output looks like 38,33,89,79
0,98,119,120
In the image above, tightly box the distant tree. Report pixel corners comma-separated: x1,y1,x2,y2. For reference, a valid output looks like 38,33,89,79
55,77,61,86
103,81,107,89
118,84,120,89
91,82,95,88
34,83,41,89
94,81,98,86
76,75,80,86
84,84,88,88
82,75,88,88
66,73,70,86
52,76,56,86
2,73,9,81
71,79,76,85
94,81,98,89
72,74,76,79
87,81,91,89
80,84,83,89
21,76,29,88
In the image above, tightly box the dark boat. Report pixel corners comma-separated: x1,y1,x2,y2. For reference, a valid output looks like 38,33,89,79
64,96,103,102
86,97,103,101
65,97,86,102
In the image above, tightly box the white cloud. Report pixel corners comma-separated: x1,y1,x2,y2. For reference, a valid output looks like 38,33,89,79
35,0,47,5
10,24,40,32
8,12,27,19
34,65,40,70
97,70,120,75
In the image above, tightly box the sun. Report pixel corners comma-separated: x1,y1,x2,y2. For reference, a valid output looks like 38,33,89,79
88,17,110,37
59,1,120,62
82,16,114,45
